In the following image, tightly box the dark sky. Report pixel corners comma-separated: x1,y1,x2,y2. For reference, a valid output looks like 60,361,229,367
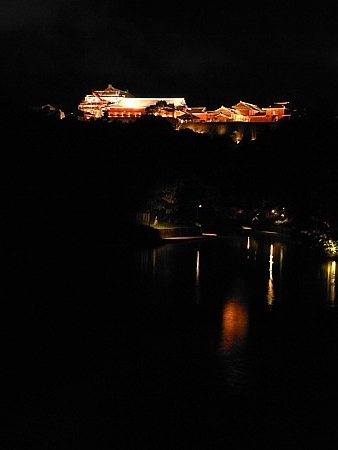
2,1,338,112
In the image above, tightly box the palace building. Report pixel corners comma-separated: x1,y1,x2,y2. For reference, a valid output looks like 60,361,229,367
77,84,290,132
78,84,187,121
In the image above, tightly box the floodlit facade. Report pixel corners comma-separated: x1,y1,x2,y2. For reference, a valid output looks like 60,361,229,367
77,83,291,127
78,84,187,120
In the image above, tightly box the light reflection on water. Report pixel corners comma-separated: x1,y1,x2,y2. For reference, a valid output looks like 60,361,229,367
218,296,250,391
195,249,200,304
8,233,338,448
133,233,338,315
220,298,249,354
321,259,336,307
130,234,338,396
138,235,338,306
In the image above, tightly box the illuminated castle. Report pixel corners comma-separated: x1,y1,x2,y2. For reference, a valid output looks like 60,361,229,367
77,84,290,134
78,84,187,120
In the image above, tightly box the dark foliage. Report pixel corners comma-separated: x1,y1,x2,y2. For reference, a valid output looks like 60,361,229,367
2,108,338,247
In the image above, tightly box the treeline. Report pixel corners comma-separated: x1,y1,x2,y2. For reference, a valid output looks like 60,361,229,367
2,109,338,246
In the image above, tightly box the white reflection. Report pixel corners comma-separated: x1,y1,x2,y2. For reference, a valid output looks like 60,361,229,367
269,243,274,279
267,243,274,308
246,235,258,260
136,245,167,276
195,250,200,304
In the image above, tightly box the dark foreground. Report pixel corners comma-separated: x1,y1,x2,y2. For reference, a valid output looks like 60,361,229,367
2,231,338,450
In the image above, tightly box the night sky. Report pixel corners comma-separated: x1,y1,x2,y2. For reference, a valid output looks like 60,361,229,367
2,1,338,112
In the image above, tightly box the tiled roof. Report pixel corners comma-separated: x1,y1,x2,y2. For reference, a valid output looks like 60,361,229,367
93,84,135,98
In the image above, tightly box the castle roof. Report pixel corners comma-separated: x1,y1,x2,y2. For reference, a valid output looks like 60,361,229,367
92,84,135,99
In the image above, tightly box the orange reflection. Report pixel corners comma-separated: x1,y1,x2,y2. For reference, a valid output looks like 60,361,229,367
267,279,274,308
320,260,337,307
221,299,249,353
327,260,336,306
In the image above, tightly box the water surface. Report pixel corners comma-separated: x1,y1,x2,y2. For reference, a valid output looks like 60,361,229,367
3,233,338,448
